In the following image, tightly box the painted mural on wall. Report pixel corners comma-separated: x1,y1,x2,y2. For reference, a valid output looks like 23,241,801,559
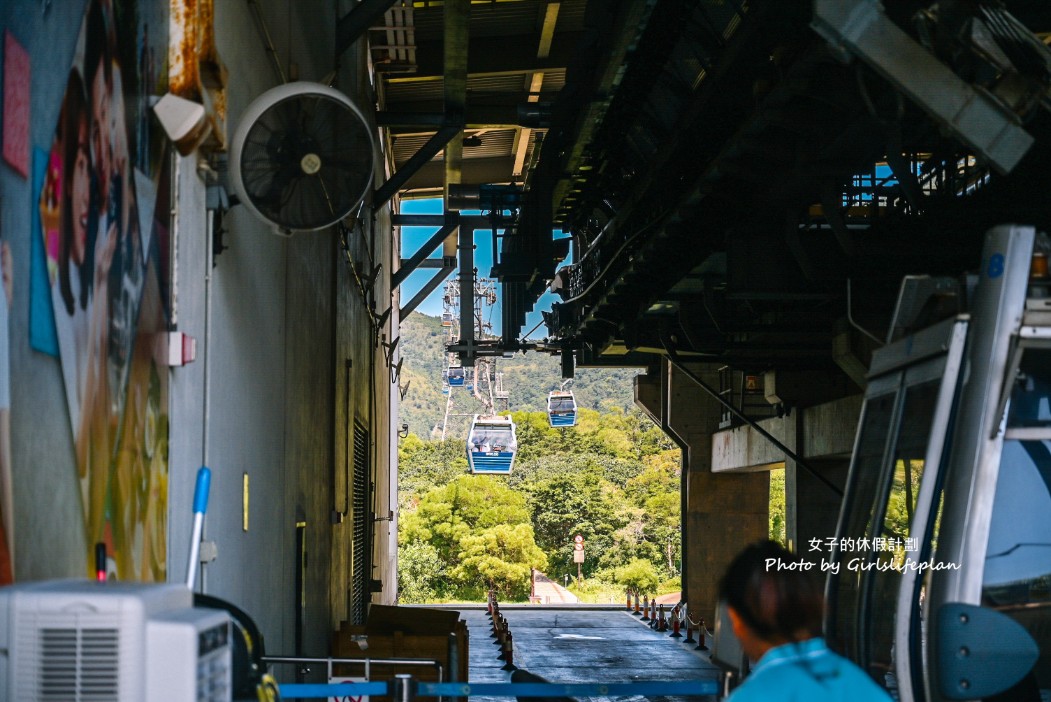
0,204,13,586
36,0,170,580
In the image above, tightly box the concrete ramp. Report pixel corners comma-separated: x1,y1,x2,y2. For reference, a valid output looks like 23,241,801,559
531,571,579,604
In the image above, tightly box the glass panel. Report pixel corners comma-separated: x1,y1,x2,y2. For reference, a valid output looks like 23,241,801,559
1007,348,1051,430
829,390,896,659
550,396,574,412
469,424,516,452
983,350,1051,696
865,378,940,689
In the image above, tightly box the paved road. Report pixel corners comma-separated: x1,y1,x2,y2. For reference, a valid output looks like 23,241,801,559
461,606,721,702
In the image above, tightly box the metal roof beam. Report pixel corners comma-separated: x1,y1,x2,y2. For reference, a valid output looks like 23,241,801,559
373,124,460,211
400,265,456,320
442,0,470,262
392,218,459,290
392,31,581,80
402,156,515,191
336,0,400,57
380,101,556,127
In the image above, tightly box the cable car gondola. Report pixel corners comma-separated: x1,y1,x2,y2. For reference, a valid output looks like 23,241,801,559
441,312,455,327
824,225,1051,702
547,390,577,428
448,366,466,387
467,415,517,474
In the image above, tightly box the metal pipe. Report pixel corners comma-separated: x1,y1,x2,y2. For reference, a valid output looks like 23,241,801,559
261,655,443,683
246,0,287,84
846,278,884,346
663,347,843,497
199,160,216,593
393,674,417,702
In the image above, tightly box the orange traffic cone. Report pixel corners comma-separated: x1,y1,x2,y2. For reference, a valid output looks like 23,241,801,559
641,595,651,621
670,605,682,638
683,606,696,644
501,632,516,670
696,617,709,651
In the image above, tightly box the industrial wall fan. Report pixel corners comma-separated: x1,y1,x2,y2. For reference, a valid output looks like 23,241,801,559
229,82,374,233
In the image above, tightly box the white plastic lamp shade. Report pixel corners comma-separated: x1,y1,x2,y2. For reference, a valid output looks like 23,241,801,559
153,93,210,156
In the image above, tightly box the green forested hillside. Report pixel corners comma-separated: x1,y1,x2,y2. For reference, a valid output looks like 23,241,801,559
397,408,682,601
395,312,679,602
397,313,642,437
395,311,782,603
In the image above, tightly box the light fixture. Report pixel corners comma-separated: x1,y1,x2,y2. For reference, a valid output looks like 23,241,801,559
397,423,409,438
152,92,210,156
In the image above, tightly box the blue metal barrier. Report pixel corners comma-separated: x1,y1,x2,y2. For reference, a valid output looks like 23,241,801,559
279,679,721,699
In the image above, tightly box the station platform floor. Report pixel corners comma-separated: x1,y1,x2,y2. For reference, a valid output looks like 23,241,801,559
460,606,722,702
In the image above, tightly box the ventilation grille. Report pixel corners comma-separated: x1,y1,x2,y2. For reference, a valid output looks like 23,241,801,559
350,421,371,626
39,627,120,700
469,452,514,474
550,413,576,427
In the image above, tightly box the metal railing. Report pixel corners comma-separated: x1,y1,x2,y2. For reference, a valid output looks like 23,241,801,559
262,655,444,684
279,675,722,700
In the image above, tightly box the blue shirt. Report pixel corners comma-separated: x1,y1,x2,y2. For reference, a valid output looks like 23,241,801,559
728,638,893,702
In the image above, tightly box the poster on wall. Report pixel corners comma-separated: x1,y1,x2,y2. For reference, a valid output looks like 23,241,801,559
36,0,170,580
0,198,13,585
2,31,30,179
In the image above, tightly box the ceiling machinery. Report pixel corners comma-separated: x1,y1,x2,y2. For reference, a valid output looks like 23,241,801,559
354,0,1051,387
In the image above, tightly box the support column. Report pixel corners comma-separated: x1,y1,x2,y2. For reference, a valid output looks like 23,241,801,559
785,458,849,563
685,453,769,623
783,383,854,564
664,362,769,624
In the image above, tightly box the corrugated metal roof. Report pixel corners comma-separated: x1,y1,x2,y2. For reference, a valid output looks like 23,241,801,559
412,0,587,38
378,0,580,192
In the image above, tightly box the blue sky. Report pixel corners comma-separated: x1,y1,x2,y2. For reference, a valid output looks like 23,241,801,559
397,198,563,339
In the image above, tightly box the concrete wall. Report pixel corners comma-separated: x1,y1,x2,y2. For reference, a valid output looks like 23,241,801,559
709,394,859,556
0,0,397,667
636,362,769,624
637,360,865,622
1,0,96,583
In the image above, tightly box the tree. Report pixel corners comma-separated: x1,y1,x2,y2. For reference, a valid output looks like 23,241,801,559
398,437,469,509
453,523,548,598
769,469,786,546
399,474,546,600
615,558,660,594
398,540,445,603
527,467,630,577
396,377,686,599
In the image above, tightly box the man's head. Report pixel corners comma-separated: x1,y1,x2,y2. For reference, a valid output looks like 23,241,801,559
718,541,824,659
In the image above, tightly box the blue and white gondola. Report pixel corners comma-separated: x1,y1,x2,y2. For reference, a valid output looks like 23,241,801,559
467,415,518,474
547,390,577,428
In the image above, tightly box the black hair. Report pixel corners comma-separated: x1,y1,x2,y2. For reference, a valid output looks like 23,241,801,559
84,0,113,91
718,540,824,643
59,68,92,316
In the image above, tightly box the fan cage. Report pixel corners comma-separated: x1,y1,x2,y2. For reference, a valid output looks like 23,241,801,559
231,82,375,232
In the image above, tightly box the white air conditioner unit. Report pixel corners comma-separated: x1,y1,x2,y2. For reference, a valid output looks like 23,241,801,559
0,579,232,702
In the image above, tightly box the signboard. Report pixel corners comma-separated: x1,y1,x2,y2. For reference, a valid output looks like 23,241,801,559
574,534,584,544
573,550,585,563
328,676,368,702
